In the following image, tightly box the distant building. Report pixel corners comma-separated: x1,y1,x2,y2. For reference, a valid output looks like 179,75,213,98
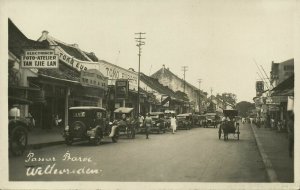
270,59,294,87
151,65,207,113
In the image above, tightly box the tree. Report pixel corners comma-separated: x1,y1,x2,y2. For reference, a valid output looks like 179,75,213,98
216,93,237,108
236,101,255,117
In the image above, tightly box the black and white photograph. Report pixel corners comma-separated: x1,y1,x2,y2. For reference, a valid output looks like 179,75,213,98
1,0,299,189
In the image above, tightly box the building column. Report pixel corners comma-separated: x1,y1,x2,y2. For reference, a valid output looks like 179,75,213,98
65,87,70,126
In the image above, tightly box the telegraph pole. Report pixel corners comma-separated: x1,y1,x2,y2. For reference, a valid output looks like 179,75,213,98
135,32,146,117
198,79,202,113
182,66,188,93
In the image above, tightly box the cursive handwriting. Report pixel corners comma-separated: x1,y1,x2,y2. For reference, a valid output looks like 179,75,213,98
26,164,101,176
25,152,56,162
62,151,92,162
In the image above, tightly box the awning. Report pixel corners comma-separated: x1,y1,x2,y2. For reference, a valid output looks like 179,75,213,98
271,74,294,95
9,96,33,105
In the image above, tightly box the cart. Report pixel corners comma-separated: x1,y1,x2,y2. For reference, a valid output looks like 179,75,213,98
218,109,240,141
113,107,138,139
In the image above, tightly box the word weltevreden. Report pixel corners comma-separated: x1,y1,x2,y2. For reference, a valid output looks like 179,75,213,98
21,50,59,68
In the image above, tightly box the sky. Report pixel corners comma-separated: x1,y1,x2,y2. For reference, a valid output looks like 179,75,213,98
1,0,295,102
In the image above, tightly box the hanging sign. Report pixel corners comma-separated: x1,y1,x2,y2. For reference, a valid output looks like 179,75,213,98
21,50,58,68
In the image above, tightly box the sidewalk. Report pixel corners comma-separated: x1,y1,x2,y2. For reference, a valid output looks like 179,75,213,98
249,123,294,182
27,126,65,149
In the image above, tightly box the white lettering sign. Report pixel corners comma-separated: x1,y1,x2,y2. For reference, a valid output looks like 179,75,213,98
98,61,138,91
54,48,98,71
21,50,59,68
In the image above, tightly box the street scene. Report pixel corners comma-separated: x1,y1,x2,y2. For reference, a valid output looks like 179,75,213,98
3,0,298,189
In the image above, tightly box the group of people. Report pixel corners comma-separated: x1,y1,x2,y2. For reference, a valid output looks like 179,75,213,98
140,113,178,139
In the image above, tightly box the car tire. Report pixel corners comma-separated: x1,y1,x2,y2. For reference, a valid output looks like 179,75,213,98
92,130,101,145
10,125,28,156
65,136,73,145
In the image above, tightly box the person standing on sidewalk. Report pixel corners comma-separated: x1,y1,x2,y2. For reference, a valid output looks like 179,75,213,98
287,112,294,158
171,114,177,134
144,113,152,139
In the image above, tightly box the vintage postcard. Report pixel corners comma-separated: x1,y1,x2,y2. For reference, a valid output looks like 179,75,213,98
0,0,299,189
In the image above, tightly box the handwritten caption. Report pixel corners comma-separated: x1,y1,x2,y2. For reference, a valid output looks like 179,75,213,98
25,151,102,176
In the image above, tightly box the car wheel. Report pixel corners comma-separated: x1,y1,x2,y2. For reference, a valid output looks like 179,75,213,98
112,130,119,143
92,131,101,145
65,136,73,145
10,125,28,156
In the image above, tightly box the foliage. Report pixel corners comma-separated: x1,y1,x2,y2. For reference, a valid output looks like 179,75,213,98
236,101,255,117
216,93,237,107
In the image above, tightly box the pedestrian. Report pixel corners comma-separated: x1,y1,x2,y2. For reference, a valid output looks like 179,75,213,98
171,114,177,134
144,113,152,139
139,114,144,128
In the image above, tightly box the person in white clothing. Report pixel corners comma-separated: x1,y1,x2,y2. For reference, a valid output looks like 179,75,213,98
171,115,177,134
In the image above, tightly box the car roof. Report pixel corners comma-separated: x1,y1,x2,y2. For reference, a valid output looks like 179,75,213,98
69,106,106,111
150,112,164,115
114,107,134,113
205,113,217,116
177,113,192,117
164,110,176,114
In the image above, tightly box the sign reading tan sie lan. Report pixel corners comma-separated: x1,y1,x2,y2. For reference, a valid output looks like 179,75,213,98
21,50,59,68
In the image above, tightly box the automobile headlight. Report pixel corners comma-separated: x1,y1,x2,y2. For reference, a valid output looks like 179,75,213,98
65,125,69,131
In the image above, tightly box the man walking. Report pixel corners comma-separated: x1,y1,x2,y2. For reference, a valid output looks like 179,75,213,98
171,114,177,134
144,113,152,139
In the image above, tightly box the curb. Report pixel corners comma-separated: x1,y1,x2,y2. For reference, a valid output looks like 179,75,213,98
27,139,82,149
250,123,279,182
28,140,66,149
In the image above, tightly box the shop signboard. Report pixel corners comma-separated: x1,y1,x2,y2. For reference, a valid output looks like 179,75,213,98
256,81,264,96
161,95,170,107
268,105,280,111
98,61,138,91
54,47,99,71
287,96,294,111
80,69,108,90
21,49,58,68
115,79,129,99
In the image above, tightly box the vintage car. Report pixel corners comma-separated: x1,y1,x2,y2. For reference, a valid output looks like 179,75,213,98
64,106,118,145
204,113,217,128
9,114,31,156
8,99,35,156
192,114,206,127
176,113,192,130
113,107,138,138
148,112,167,133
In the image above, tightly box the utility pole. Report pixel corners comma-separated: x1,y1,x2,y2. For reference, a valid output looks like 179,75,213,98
197,79,202,113
135,32,146,117
182,66,188,93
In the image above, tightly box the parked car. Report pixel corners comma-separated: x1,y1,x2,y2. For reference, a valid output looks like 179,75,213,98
204,113,217,128
148,112,167,134
176,113,192,130
113,107,138,138
63,106,118,145
8,101,35,156
9,115,31,156
198,115,207,127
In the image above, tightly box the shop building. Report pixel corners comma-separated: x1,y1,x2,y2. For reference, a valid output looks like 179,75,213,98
9,19,108,129
151,65,207,113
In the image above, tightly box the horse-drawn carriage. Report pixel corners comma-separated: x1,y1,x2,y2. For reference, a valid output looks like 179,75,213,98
218,109,240,141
